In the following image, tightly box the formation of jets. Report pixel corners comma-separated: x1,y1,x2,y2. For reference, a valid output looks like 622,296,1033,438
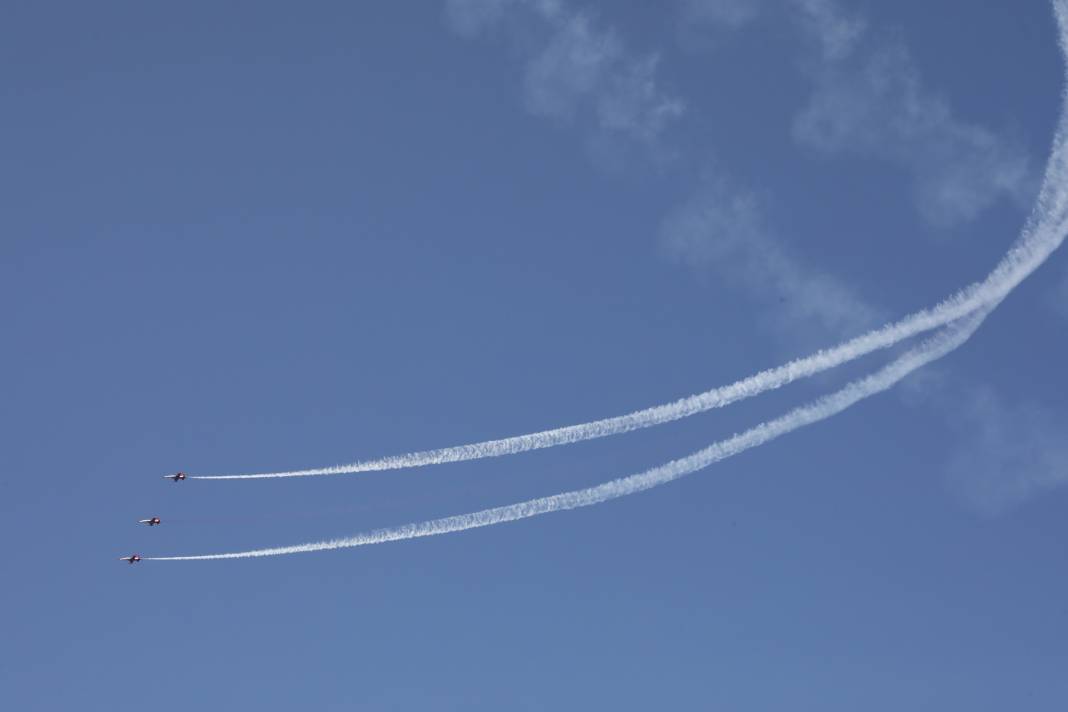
120,473,186,564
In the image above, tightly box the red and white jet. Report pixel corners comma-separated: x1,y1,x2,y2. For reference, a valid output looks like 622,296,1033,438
139,517,161,526
163,472,186,482
119,554,142,564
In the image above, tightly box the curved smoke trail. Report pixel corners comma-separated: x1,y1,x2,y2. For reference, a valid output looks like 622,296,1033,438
151,309,987,560
187,2,1068,554
198,37,1068,484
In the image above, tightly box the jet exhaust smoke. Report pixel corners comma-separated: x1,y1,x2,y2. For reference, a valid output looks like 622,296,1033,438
150,308,987,560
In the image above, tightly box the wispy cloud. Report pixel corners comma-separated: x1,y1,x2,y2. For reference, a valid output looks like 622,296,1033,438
660,173,883,339
445,0,684,148
793,40,1034,227
945,386,1068,515
787,0,1034,228
791,0,866,60
677,0,1034,228
678,0,862,55
522,13,622,119
593,55,684,142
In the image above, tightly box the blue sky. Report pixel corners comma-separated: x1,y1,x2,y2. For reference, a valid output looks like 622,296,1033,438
2,1,1067,709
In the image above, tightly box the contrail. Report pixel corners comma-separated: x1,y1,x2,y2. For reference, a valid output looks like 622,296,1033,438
149,308,988,560
192,0,1068,483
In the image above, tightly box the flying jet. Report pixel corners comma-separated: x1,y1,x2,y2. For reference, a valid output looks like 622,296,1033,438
163,472,186,482
119,554,142,564
139,517,161,526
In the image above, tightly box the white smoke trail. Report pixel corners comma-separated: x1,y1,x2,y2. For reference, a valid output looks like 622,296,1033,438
191,0,1068,483
150,308,987,560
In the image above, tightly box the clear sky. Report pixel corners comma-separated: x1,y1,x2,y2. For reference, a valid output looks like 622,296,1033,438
2,1,1067,709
